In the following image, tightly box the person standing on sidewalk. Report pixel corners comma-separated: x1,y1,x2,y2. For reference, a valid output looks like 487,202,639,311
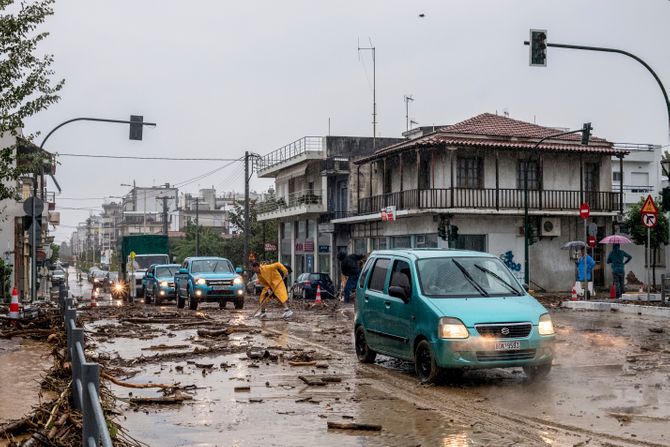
337,252,365,304
607,243,632,298
252,261,293,319
576,248,596,299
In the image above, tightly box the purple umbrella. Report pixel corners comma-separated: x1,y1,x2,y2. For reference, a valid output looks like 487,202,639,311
599,234,633,245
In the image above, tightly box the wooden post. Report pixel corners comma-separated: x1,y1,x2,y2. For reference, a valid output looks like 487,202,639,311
495,151,499,210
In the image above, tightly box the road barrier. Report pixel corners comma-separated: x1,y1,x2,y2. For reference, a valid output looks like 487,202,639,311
58,284,113,447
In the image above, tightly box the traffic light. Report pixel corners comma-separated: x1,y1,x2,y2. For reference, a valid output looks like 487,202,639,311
437,220,447,241
662,187,670,210
129,115,144,141
448,225,459,243
529,29,547,67
527,222,538,245
581,122,592,145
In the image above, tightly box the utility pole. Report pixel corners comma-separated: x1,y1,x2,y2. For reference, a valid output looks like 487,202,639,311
160,196,169,235
404,94,414,132
195,197,200,257
358,40,377,148
244,151,250,270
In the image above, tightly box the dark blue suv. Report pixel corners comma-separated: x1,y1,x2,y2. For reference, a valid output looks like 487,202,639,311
174,257,245,310
143,264,180,305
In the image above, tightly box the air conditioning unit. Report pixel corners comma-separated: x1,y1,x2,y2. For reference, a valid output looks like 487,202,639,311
540,217,561,237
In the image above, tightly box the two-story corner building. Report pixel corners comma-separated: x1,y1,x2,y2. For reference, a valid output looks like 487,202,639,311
255,136,403,282
332,113,628,292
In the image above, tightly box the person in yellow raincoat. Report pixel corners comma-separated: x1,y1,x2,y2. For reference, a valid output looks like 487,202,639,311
252,261,293,319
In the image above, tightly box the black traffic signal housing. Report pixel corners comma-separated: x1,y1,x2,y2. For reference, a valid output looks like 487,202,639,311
527,221,539,245
581,122,592,145
129,115,144,141
529,29,547,67
448,225,459,243
662,187,670,210
437,219,447,241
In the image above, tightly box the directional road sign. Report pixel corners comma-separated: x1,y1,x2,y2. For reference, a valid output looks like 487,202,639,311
642,213,658,228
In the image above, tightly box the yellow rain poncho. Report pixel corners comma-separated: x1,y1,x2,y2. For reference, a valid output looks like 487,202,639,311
258,262,289,304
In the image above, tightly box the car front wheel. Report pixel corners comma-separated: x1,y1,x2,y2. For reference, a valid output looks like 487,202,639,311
188,288,198,310
355,326,377,363
415,340,443,384
523,362,552,381
176,285,185,309
234,296,244,309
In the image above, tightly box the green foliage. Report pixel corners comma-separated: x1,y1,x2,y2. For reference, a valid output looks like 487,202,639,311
49,242,59,262
624,197,669,249
0,258,11,301
0,0,64,201
171,222,224,263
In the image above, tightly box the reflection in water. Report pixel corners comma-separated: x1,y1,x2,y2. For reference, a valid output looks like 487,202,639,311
442,432,470,447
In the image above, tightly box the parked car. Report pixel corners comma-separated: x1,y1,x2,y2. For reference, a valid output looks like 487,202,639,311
143,264,180,305
174,257,245,310
290,272,335,300
50,268,66,285
354,249,555,384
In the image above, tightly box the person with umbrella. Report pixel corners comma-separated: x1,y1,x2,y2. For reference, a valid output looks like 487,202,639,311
607,243,632,298
576,247,596,299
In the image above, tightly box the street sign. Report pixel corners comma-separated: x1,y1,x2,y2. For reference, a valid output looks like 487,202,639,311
641,195,658,215
23,197,44,216
642,213,658,228
381,206,396,222
587,235,597,248
579,202,590,220
264,242,277,252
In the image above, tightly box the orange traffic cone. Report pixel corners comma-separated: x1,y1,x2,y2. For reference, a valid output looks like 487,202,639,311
310,284,327,308
609,284,616,300
8,287,20,319
90,288,98,307
571,287,577,301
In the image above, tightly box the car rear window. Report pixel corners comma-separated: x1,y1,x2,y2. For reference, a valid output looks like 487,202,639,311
368,258,390,292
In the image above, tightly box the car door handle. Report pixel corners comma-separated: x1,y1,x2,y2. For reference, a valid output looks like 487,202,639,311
384,301,391,308
364,296,369,302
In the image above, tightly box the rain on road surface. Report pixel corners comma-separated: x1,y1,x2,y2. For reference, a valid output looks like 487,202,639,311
71,273,669,447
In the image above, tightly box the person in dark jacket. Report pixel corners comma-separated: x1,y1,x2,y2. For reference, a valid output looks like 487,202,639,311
607,244,632,298
338,251,364,304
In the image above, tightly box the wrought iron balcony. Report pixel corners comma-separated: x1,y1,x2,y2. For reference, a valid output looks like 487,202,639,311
256,137,324,177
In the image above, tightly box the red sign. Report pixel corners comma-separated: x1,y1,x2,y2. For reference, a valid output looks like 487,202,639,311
579,202,590,220
304,240,314,252
641,195,658,215
587,235,596,248
642,213,658,228
264,243,277,252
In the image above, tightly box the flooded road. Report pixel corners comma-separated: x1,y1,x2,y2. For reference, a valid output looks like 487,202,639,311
77,287,670,447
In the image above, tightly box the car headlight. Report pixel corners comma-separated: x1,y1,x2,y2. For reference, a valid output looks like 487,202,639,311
438,317,469,339
93,278,100,283
233,276,244,285
160,281,168,287
196,278,207,285
114,284,123,291
538,313,555,335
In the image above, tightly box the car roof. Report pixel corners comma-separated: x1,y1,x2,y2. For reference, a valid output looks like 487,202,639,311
184,257,231,262
369,248,497,260
154,264,180,268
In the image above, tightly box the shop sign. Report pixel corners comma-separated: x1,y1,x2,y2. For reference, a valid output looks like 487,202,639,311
381,206,396,222
318,245,330,253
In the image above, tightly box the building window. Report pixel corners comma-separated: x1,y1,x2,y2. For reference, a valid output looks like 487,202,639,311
371,237,387,250
353,239,367,254
415,234,438,248
585,163,600,192
516,160,539,190
612,171,622,182
457,156,483,189
454,234,487,252
391,236,411,248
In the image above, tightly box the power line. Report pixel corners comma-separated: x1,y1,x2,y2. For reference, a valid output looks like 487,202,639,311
56,153,242,161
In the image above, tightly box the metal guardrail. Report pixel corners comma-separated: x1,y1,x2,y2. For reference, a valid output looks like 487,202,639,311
58,284,113,447
257,136,323,172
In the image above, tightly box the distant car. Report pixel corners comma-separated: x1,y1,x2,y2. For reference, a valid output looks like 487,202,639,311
174,257,245,310
246,273,263,296
50,268,65,285
290,273,335,300
91,269,107,288
143,264,180,305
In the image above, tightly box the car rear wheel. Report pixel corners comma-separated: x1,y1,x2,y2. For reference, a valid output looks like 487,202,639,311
523,362,552,381
415,340,443,384
188,288,198,310
355,326,377,363
144,288,152,304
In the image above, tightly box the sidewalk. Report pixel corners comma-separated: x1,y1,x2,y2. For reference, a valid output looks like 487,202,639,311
561,299,670,317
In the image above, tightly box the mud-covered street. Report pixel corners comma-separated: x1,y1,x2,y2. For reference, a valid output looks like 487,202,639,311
65,274,670,447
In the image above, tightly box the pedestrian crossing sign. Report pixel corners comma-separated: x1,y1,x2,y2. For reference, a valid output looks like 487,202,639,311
641,195,658,214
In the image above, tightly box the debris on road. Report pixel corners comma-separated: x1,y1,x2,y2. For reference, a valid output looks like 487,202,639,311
327,421,383,431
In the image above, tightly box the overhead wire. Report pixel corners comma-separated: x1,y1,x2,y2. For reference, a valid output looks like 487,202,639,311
56,153,242,161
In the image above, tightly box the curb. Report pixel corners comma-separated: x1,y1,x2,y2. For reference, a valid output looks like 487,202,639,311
561,300,670,318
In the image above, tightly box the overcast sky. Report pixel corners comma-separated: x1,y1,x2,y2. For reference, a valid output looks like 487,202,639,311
25,0,670,243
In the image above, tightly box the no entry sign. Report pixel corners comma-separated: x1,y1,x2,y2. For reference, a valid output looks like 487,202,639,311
587,235,596,247
579,202,590,220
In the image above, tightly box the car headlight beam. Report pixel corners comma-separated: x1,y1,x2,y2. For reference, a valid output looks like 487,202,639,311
538,313,555,335
160,281,168,287
233,276,243,285
438,317,469,339
196,278,207,285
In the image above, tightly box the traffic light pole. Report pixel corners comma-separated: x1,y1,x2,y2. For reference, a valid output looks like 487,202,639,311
524,40,670,139
524,127,589,286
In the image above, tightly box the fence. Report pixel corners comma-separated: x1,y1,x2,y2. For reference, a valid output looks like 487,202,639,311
58,284,113,447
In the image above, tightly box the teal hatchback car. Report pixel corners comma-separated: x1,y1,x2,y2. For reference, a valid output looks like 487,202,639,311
354,249,555,383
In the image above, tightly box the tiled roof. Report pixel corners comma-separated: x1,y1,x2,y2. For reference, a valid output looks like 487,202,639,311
357,113,626,163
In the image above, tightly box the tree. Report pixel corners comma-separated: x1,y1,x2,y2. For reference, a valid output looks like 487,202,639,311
624,196,669,287
171,222,224,262
227,200,278,266
49,242,59,262
0,0,64,200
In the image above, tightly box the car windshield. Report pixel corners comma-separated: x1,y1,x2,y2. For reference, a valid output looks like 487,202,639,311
417,256,523,298
53,269,64,275
309,273,329,282
191,259,233,274
135,256,169,269
155,266,179,277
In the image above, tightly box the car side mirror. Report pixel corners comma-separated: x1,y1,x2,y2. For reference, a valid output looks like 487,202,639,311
146,273,154,278
522,283,529,292
179,268,188,274
388,285,409,302
236,267,243,274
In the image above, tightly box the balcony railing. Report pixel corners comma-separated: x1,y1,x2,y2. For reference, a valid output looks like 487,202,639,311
358,188,621,215
257,137,323,172
257,190,323,214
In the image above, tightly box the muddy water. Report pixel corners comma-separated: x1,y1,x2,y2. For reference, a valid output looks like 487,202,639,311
0,338,51,423
86,299,670,447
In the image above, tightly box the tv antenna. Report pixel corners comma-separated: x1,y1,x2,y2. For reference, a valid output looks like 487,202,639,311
358,37,377,148
404,94,414,131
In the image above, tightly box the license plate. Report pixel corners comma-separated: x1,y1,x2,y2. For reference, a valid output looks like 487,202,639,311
212,285,227,291
495,341,521,351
